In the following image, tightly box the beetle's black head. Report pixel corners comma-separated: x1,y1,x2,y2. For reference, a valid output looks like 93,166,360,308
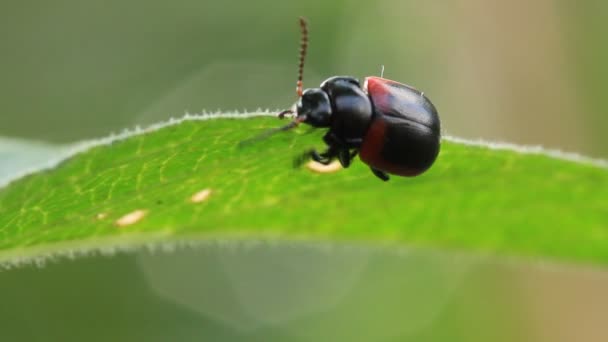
296,88,332,128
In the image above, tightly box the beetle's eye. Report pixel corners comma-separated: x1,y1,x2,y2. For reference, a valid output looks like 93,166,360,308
297,89,332,128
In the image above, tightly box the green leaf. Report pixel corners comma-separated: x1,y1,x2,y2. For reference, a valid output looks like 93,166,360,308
0,114,606,266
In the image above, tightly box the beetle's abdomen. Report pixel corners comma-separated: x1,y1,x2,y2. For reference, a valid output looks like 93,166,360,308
359,115,439,176
360,76,441,176
364,77,440,134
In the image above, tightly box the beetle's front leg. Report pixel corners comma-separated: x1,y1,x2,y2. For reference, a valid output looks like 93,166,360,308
311,145,339,165
337,149,358,168
293,145,336,168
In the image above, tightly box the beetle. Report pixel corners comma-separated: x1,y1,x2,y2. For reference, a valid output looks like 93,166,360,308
251,18,441,181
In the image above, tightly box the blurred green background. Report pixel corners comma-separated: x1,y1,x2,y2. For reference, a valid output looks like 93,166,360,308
3,244,608,342
1,0,607,156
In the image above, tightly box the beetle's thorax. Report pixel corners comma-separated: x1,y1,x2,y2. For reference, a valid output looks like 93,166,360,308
320,76,373,145
297,77,374,147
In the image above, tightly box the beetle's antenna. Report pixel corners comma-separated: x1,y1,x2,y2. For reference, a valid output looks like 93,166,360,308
238,116,307,147
296,17,308,98
380,65,385,78
276,18,308,120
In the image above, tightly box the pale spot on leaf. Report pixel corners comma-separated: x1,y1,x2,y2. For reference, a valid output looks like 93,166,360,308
306,160,342,173
190,188,212,203
115,210,147,227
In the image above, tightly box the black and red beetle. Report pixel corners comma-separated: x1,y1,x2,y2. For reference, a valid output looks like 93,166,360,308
254,18,441,181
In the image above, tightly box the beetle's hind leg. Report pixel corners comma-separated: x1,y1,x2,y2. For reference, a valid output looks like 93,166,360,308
370,167,390,181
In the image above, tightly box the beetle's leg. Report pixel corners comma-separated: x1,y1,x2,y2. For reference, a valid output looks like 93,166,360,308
337,149,350,168
370,167,390,181
311,150,330,164
293,143,343,168
312,146,339,165
294,148,333,168
337,149,358,168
